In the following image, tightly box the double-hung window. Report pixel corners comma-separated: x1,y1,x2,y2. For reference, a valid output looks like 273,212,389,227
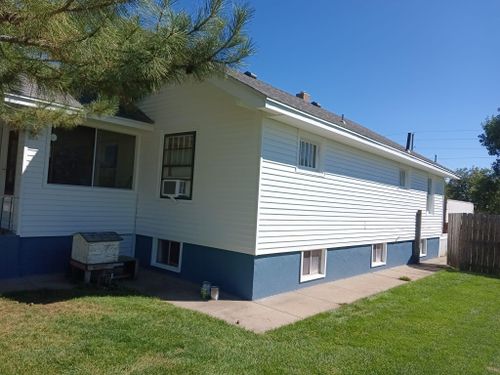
371,243,387,267
152,239,182,272
301,249,326,282
161,132,196,199
48,126,136,189
426,177,434,213
399,169,409,188
298,139,319,170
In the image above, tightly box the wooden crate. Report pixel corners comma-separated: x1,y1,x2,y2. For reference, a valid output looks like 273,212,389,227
71,232,122,264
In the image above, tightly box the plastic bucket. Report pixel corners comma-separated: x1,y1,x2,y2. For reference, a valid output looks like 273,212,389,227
210,286,219,301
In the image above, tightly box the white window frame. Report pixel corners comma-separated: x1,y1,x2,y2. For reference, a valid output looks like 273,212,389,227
45,125,139,192
371,243,387,267
160,131,196,200
420,238,428,257
151,238,183,273
399,168,409,189
426,177,434,214
300,249,327,282
297,138,320,171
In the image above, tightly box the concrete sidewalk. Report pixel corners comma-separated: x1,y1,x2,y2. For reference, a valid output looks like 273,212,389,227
0,257,447,333
124,257,448,333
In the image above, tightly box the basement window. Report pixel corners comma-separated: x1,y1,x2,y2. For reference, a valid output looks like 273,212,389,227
420,239,428,257
151,239,182,272
371,243,387,267
300,249,326,282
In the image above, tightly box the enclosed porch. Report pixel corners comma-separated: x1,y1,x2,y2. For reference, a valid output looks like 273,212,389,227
0,123,21,234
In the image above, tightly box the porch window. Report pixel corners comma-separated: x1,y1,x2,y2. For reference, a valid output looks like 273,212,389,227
301,249,326,282
48,126,135,189
3,130,19,195
152,239,182,272
371,243,387,267
161,132,196,199
298,139,319,170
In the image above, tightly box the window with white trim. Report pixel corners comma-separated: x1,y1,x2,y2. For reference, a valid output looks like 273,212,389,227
420,239,428,257
301,249,326,282
426,177,434,213
161,132,196,199
399,169,409,188
371,243,387,267
151,239,182,272
48,126,136,189
298,139,319,170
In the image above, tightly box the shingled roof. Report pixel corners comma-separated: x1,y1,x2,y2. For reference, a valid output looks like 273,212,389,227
227,70,454,175
9,77,154,124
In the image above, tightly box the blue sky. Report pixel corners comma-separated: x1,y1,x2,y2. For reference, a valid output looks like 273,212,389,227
238,0,500,170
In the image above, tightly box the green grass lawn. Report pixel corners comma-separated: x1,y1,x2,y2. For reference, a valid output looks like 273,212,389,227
0,270,499,375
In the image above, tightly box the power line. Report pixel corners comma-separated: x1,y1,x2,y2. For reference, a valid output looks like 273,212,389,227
436,157,494,160
415,147,482,150
385,130,481,136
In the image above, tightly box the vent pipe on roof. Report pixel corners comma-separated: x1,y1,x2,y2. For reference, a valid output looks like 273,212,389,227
341,114,346,124
405,132,415,152
296,91,311,103
434,154,438,163
244,71,257,79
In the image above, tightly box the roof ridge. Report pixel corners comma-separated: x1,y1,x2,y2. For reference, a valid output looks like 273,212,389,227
226,69,453,174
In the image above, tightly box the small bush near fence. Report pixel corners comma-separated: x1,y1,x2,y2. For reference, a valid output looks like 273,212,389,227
448,213,500,276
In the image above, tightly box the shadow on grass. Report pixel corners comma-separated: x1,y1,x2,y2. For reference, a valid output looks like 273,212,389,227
1,284,141,305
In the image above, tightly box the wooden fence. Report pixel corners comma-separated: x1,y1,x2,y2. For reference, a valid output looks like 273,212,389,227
448,213,500,275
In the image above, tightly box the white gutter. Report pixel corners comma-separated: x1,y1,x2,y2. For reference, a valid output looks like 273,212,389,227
264,98,459,179
4,93,154,131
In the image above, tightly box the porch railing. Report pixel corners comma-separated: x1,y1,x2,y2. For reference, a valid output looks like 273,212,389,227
0,195,17,233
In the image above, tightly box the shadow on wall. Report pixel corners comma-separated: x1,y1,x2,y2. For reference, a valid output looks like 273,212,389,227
0,236,72,279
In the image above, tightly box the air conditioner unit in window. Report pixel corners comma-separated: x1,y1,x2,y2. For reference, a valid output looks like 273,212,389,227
161,179,187,198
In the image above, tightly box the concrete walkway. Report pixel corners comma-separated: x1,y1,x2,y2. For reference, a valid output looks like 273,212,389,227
0,257,447,333
123,257,448,333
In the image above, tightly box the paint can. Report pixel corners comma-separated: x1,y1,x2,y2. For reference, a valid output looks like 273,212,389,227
210,286,219,301
201,281,211,300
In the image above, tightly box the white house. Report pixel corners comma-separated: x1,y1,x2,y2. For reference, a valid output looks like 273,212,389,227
0,70,458,299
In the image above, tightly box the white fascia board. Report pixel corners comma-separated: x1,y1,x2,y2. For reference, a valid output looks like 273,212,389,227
263,98,459,179
4,93,80,113
87,115,153,132
4,93,153,131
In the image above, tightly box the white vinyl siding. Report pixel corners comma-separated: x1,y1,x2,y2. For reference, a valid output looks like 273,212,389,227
137,81,261,255
257,119,445,255
17,127,138,255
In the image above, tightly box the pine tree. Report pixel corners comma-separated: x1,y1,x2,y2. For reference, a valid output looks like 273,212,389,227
0,0,253,131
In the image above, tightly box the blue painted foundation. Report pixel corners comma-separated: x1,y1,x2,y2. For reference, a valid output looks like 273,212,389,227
135,235,440,300
1,233,440,300
251,241,414,299
0,235,72,279
135,235,255,299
